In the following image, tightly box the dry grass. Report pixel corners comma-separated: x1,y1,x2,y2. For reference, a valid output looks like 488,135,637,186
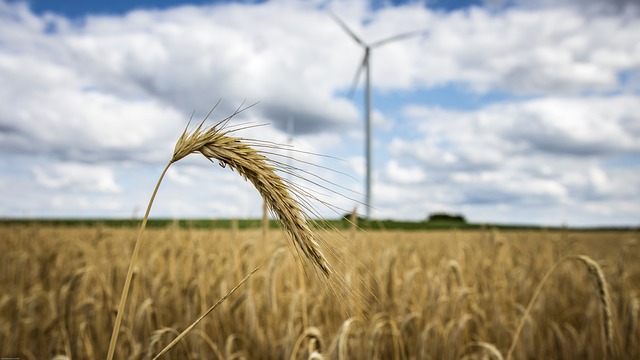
1,225,639,359
506,254,615,359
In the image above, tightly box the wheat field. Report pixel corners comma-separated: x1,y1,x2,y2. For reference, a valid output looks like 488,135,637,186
1,223,638,359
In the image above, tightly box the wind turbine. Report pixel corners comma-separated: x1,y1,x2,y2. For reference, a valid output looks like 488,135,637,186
330,11,427,219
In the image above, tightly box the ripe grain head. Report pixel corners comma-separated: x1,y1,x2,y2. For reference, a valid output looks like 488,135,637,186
171,107,331,277
574,255,614,357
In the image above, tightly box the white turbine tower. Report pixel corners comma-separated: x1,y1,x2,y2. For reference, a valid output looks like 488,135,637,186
330,11,427,219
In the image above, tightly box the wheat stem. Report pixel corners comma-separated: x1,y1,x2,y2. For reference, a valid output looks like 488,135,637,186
107,161,172,360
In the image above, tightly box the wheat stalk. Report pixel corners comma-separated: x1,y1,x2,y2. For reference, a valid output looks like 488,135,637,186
337,317,358,360
574,255,614,357
107,104,331,360
626,294,639,354
448,259,465,288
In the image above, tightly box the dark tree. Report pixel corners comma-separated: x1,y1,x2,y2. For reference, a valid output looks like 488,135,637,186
426,213,466,223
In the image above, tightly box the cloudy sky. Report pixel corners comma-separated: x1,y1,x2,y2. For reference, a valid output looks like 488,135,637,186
1,0,639,226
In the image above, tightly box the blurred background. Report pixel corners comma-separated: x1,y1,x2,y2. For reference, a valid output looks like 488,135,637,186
0,0,638,226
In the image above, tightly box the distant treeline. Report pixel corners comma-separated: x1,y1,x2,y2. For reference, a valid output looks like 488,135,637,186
1,218,637,232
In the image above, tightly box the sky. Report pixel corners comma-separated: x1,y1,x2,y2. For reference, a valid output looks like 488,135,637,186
1,0,639,226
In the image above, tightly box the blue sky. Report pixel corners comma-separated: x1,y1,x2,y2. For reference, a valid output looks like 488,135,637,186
28,0,222,17
1,0,639,225
26,0,484,17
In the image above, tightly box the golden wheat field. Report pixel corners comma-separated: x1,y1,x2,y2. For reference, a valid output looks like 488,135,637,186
1,223,638,359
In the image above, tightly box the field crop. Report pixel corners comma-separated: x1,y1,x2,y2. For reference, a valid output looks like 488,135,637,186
1,224,638,359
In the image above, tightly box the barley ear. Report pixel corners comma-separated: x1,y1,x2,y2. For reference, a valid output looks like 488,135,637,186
172,114,331,276
574,255,614,358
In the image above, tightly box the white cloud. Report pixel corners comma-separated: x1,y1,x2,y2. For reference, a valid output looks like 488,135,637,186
375,95,640,224
0,88,184,162
407,7,640,94
401,95,640,160
32,162,121,193
383,160,426,184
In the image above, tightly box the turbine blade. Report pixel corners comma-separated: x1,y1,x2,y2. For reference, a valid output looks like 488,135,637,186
370,29,429,48
348,52,368,99
328,10,366,47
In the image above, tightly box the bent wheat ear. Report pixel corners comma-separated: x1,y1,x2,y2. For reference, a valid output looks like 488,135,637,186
574,255,614,357
507,255,614,360
172,111,331,276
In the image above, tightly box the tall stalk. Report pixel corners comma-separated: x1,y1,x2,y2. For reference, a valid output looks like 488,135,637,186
107,161,172,360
